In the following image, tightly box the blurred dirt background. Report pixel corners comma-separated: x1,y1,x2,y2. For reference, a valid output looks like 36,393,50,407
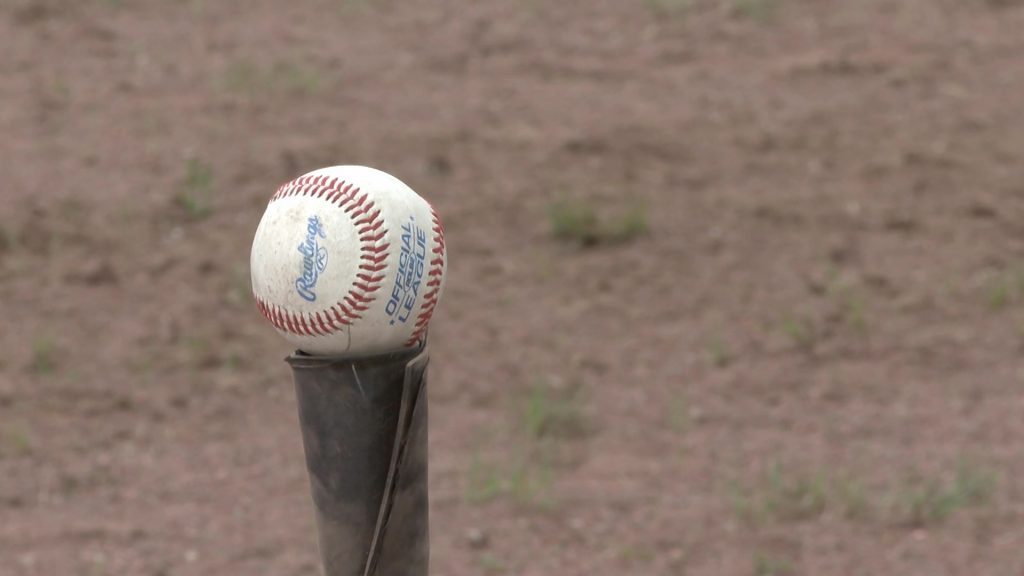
2,0,1024,574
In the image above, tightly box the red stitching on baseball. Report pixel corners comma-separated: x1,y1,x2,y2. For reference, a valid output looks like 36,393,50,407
315,312,331,334
362,242,390,253
330,306,350,326
405,205,446,347
297,314,315,336
361,253,388,264
345,193,367,213
272,305,285,329
257,176,390,337
352,201,375,217
283,310,301,335
359,220,384,235
326,182,353,204
344,296,369,312
355,209,381,226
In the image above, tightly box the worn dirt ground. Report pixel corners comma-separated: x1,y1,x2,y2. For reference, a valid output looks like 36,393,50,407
2,0,1024,574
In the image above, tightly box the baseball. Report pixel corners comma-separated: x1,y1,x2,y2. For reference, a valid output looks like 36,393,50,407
250,165,447,356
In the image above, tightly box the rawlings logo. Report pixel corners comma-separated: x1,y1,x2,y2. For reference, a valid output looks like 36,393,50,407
295,215,328,302
386,216,426,325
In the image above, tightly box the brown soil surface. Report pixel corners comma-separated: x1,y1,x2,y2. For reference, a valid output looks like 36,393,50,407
2,0,1024,574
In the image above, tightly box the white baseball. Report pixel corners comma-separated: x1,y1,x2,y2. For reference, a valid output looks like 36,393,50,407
250,165,447,356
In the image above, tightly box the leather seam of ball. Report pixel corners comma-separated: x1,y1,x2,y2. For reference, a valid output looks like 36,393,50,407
404,204,446,347
253,175,390,337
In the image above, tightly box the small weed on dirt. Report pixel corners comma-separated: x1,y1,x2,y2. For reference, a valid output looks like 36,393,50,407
988,281,1012,309
985,268,1024,310
0,223,13,254
754,552,794,576
224,60,261,93
835,475,871,521
549,199,647,247
274,61,322,95
668,391,691,433
508,454,554,507
30,337,56,374
177,158,214,219
826,279,868,333
780,314,815,351
762,462,828,522
708,336,732,368
524,381,588,440
477,553,506,574
223,59,324,96
466,450,504,503
465,378,590,508
225,265,252,308
550,200,598,243
890,462,996,527
646,0,693,15
732,462,837,524
620,545,655,563
1,423,33,458
733,0,778,21
466,448,554,508
732,459,998,528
